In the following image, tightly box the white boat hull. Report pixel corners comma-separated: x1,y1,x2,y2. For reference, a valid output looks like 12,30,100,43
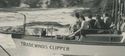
12,38,125,56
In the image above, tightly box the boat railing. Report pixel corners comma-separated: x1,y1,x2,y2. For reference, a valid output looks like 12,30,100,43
10,28,125,43
52,28,123,43
81,29,120,34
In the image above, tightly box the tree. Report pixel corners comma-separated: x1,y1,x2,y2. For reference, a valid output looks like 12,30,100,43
0,0,21,7
0,0,7,7
24,0,40,8
48,0,63,8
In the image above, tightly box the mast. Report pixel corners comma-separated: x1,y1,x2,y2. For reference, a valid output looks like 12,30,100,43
117,0,124,31
102,0,108,14
114,0,125,32
114,0,118,30
113,0,122,32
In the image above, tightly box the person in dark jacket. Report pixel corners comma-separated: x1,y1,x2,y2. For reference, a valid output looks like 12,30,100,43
88,14,96,29
95,15,105,29
103,13,112,29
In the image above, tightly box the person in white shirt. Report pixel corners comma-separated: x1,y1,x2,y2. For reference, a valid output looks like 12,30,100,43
69,14,89,41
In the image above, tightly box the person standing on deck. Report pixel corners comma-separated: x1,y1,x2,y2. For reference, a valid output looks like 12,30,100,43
69,12,81,40
69,12,80,35
72,12,81,33
69,14,89,41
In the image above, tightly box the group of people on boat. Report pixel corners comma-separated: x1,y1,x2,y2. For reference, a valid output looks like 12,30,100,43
69,12,114,40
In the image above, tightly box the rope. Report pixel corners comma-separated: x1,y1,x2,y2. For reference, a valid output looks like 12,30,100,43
0,45,11,56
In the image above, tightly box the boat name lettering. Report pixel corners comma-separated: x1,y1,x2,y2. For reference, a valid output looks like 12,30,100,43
21,41,69,51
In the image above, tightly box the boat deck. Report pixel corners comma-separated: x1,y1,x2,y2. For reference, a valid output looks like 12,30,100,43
13,34,125,46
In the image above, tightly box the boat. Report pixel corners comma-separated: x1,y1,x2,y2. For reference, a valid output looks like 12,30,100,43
1,0,125,56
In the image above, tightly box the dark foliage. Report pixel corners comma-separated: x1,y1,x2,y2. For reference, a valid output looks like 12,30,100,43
0,0,21,7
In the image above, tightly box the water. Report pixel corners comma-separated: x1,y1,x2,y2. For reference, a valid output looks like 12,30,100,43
0,8,125,56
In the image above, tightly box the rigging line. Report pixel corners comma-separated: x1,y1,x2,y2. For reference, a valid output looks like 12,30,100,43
101,0,108,13
0,45,11,56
